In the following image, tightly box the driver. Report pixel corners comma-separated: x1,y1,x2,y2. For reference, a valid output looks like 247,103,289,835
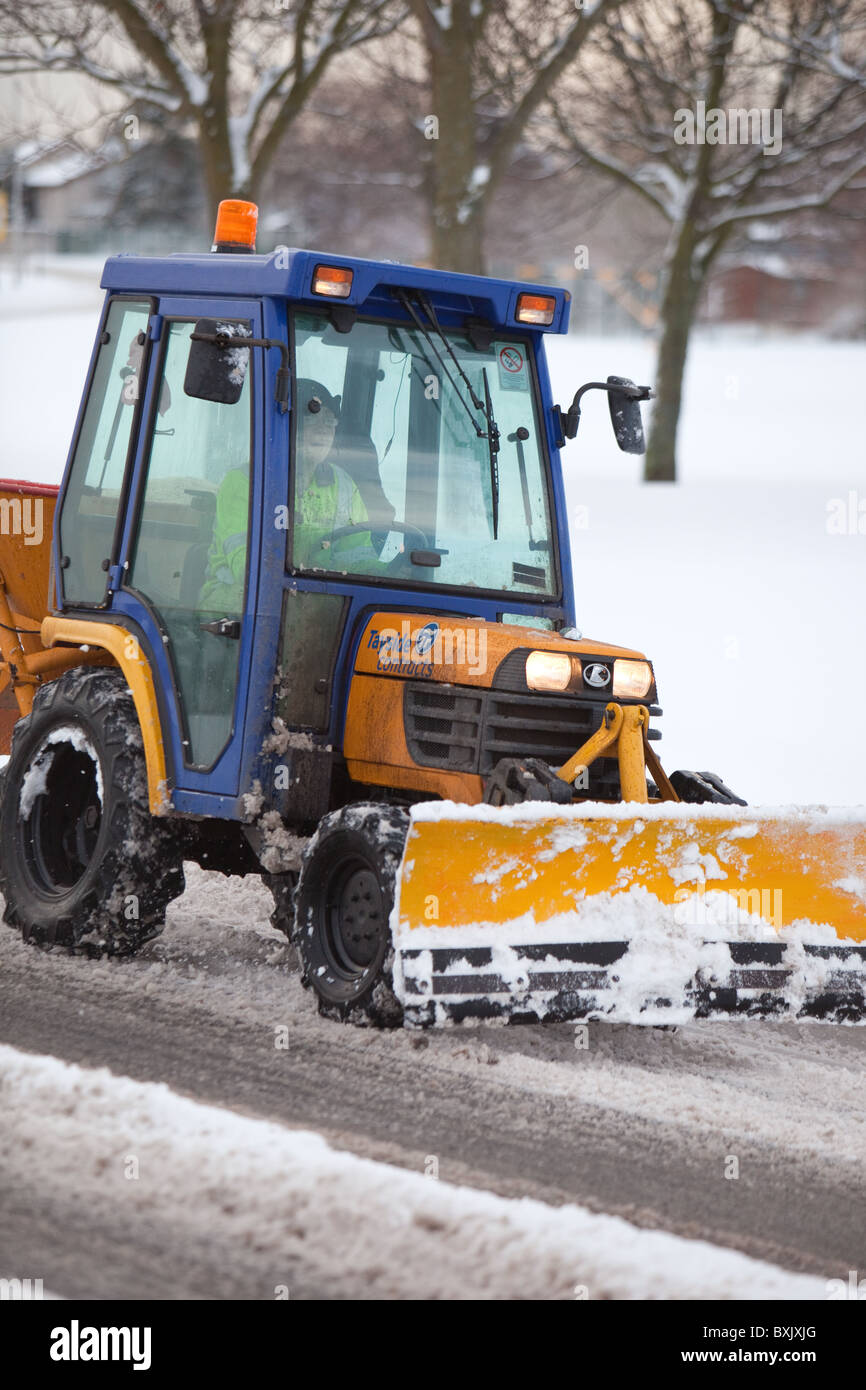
292,378,374,570
199,378,378,612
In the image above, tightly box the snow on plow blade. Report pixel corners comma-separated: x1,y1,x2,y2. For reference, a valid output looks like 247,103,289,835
392,803,866,1027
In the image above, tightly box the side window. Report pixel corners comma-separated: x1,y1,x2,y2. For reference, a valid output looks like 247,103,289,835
129,320,253,615
128,318,253,770
58,299,150,604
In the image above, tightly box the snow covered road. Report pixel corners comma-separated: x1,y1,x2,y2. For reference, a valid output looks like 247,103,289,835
1,865,864,1297
0,1044,825,1301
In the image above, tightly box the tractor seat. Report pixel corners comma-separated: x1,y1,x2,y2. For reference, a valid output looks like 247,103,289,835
180,540,211,609
336,434,396,532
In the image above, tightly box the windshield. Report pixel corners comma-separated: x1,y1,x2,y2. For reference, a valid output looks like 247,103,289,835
290,311,556,597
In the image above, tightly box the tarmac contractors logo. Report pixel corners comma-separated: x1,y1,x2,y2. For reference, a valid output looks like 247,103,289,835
49,1321,152,1372
369,619,488,677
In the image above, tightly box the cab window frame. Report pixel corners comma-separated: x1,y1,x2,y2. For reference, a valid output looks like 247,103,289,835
121,312,256,773
286,307,563,605
57,293,156,610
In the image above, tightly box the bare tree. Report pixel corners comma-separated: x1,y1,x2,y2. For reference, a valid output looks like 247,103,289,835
0,0,406,222
551,0,866,481
405,0,626,274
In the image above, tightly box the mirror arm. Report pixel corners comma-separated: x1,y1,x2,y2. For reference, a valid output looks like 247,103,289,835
190,331,291,412
556,380,653,444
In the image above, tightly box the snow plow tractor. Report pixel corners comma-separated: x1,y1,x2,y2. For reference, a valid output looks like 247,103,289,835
1,199,864,1028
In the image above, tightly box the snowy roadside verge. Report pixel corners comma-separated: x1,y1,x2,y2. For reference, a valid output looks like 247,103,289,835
0,1044,825,1301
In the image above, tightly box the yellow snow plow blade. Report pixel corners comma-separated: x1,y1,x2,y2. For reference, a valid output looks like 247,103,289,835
392,804,866,1026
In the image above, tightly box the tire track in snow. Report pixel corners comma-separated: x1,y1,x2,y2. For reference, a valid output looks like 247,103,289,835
1,866,865,1283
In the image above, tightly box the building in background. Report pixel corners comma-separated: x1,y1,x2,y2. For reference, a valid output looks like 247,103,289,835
2,120,863,338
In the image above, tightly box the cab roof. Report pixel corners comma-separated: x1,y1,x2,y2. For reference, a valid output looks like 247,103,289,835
100,247,571,334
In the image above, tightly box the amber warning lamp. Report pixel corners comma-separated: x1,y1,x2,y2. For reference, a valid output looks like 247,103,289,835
313,264,354,297
516,292,556,326
212,199,258,254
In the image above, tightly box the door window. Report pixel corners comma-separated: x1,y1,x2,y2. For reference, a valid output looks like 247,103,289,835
128,319,253,769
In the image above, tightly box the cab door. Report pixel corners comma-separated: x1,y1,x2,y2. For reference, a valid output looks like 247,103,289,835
117,297,262,794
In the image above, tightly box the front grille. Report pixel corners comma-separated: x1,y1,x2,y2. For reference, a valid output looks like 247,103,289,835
403,684,484,771
482,691,621,797
403,682,626,798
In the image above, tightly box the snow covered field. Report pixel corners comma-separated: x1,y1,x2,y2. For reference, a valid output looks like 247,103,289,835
550,332,866,806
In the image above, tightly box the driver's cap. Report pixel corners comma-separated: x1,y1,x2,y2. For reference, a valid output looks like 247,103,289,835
296,378,341,416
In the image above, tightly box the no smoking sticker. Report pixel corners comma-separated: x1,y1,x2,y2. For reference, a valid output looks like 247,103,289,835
496,343,526,390
499,346,523,372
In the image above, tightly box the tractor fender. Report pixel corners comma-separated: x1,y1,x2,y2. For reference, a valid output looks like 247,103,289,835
40,616,170,815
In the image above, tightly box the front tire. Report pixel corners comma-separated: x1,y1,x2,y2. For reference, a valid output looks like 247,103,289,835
0,666,184,955
293,804,409,1026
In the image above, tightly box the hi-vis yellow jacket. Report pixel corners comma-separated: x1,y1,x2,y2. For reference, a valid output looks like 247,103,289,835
199,462,371,613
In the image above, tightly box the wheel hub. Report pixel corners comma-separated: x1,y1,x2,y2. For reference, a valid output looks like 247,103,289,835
327,864,384,975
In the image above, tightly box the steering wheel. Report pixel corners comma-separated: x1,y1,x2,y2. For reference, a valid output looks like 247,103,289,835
326,521,431,575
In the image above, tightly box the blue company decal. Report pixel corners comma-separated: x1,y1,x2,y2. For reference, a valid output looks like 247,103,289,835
366,623,437,678
413,622,440,657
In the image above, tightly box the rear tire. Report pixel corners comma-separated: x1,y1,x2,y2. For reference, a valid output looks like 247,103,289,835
293,803,409,1026
0,667,184,955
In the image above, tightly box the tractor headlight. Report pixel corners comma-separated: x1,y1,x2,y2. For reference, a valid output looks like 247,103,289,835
613,658,653,699
525,651,581,692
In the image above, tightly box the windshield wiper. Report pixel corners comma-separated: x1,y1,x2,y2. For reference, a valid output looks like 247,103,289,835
482,367,500,539
394,289,485,440
415,291,487,412
417,292,502,540
394,287,503,540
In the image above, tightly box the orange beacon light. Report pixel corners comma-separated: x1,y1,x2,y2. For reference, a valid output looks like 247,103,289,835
212,199,258,254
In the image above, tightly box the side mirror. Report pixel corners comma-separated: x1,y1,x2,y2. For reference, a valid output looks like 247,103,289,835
184,318,250,404
607,375,649,454
556,377,653,450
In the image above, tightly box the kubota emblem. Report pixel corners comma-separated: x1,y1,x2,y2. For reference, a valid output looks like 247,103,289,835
584,663,611,688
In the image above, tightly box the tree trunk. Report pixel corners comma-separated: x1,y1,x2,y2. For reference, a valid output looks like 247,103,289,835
195,11,249,231
644,227,703,483
426,4,485,274
198,121,240,228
